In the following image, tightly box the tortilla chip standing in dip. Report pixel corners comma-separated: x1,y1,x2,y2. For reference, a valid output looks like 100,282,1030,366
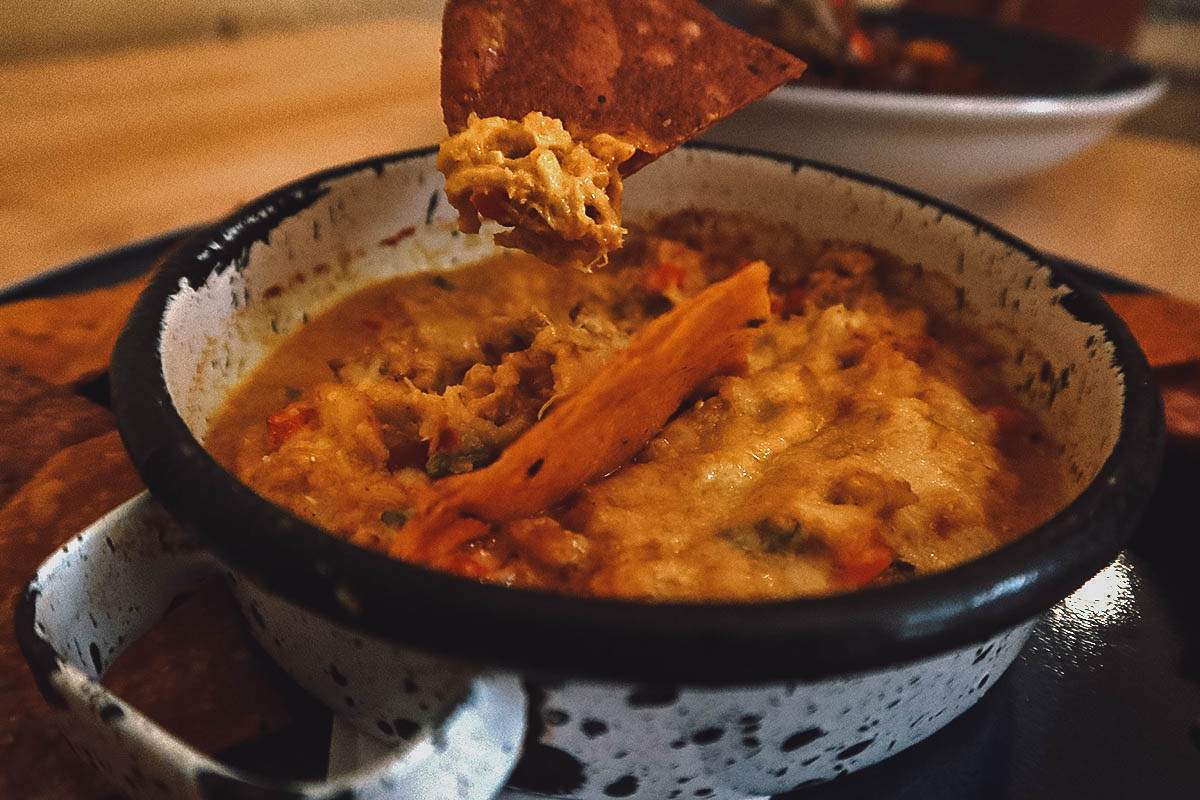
437,0,807,269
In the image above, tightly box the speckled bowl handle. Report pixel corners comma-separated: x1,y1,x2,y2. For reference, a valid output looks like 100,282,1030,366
15,492,526,800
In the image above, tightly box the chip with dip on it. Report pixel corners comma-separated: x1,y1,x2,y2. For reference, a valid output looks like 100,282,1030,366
437,0,806,269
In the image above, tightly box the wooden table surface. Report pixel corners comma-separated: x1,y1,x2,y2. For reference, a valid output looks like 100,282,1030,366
3,16,1199,299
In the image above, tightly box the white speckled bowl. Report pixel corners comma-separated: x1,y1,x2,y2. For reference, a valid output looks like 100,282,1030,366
19,144,1162,800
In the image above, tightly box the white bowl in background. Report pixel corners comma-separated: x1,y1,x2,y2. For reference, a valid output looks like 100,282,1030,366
699,8,1167,197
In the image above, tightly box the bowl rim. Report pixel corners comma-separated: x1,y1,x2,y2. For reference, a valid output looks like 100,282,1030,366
110,142,1164,685
766,76,1167,120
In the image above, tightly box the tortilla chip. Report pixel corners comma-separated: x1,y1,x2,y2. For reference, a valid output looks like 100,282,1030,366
0,365,115,506
1103,293,1200,369
396,261,771,562
0,274,149,386
1155,362,1200,446
441,0,806,175
0,432,289,797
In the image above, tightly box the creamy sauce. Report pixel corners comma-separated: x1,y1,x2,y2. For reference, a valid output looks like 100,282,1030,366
207,217,1066,600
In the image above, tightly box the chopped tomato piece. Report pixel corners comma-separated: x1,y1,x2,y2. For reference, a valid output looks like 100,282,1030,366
780,287,809,317
905,39,954,65
848,31,875,64
435,541,498,579
898,333,936,364
984,404,1017,433
266,406,317,450
839,543,895,587
432,423,460,453
387,441,428,471
419,516,490,564
469,190,513,223
646,261,687,292
438,554,493,580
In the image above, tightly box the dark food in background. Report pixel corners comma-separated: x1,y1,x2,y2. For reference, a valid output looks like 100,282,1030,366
756,0,991,94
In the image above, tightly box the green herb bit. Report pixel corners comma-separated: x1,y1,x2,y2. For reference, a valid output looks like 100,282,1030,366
718,517,806,555
425,443,496,479
380,509,413,528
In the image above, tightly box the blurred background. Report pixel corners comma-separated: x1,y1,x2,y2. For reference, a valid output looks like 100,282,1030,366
0,0,1193,59
1,0,1196,297
1,0,1194,140
906,0,1198,142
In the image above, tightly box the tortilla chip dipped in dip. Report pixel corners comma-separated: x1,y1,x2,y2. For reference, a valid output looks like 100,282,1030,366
437,0,806,269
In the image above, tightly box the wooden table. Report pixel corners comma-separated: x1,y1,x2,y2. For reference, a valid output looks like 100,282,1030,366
2,17,1199,299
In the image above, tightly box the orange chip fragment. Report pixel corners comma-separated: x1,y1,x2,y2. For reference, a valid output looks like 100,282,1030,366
0,275,150,385
393,261,772,562
1103,293,1200,368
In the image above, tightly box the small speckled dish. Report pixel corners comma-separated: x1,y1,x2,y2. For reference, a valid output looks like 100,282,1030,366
699,8,1167,197
19,145,1161,800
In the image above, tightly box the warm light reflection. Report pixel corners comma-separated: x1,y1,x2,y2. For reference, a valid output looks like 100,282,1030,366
1039,553,1139,670
1055,553,1137,625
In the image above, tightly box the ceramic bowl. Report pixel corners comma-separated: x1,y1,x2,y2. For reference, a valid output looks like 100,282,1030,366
699,8,1167,197
19,144,1162,800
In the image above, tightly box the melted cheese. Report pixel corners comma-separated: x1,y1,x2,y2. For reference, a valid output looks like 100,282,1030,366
206,225,1069,601
437,112,637,270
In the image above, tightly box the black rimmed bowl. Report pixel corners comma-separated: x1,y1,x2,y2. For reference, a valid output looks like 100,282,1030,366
699,6,1167,197
21,143,1161,800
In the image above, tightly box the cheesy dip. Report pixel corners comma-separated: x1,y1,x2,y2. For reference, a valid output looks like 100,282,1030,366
438,112,637,271
206,213,1067,601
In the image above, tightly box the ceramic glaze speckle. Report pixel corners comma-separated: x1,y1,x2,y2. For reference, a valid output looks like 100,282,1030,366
230,573,482,749
232,581,1031,797
501,627,1030,798
322,614,1028,799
